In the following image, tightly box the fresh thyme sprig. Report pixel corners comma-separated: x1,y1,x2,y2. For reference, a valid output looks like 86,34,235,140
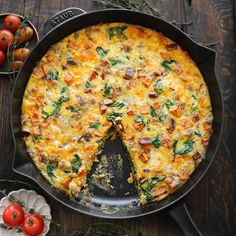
93,0,160,16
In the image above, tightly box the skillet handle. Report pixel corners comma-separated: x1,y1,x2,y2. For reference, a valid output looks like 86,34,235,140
43,7,86,34
168,201,203,236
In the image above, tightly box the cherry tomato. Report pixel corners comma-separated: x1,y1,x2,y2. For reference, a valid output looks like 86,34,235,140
12,48,30,61
23,214,44,236
0,29,14,51
11,60,23,71
0,50,6,65
17,26,34,44
2,203,25,227
4,15,21,33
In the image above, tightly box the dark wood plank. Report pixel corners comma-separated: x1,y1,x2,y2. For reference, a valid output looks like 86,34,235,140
0,0,235,235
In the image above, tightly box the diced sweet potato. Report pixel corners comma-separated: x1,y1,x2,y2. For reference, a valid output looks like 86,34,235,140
100,105,107,114
203,121,212,130
180,173,189,180
31,126,41,136
127,104,136,116
84,143,95,152
94,131,103,137
160,52,171,59
139,151,150,163
123,129,134,140
170,105,182,118
152,186,168,197
132,122,145,131
142,77,152,87
153,101,161,109
64,73,74,85
181,119,193,128
173,65,183,75
103,99,113,105
88,71,98,81
161,139,173,148
140,104,150,114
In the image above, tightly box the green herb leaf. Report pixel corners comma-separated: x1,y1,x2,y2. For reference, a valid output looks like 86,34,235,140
96,46,109,58
110,101,125,109
46,161,58,178
164,99,174,109
108,57,122,66
61,86,69,94
151,135,160,148
66,53,77,65
153,79,163,96
158,113,167,122
89,120,100,129
134,115,144,123
85,81,91,89
70,106,80,113
107,112,123,121
42,87,70,119
71,154,82,173
107,25,128,40
150,106,157,117
194,130,201,137
173,139,195,155
32,136,43,143
46,69,58,81
103,84,112,98
141,175,166,201
161,59,177,72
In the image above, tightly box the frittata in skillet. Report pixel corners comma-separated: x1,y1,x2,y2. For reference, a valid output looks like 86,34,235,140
21,23,213,204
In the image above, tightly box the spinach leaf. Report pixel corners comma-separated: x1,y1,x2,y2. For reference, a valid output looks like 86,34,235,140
89,120,100,129
161,59,177,72
103,84,112,98
107,25,127,40
194,130,201,137
107,112,123,121
46,69,58,81
66,53,77,65
173,139,195,155
164,99,174,109
153,79,163,96
151,135,160,148
96,46,108,58
61,86,68,94
32,136,43,143
71,154,82,173
70,106,80,113
110,101,125,109
141,175,166,201
85,81,91,89
108,57,121,66
150,106,157,117
46,161,58,178
158,113,167,122
134,115,145,123
42,87,69,119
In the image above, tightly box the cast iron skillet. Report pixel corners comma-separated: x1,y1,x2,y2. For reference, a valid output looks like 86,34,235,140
10,8,224,236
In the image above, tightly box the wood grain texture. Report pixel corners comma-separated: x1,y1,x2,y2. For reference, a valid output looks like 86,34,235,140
0,0,235,235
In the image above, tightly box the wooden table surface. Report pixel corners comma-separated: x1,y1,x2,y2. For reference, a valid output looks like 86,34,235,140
0,0,235,235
